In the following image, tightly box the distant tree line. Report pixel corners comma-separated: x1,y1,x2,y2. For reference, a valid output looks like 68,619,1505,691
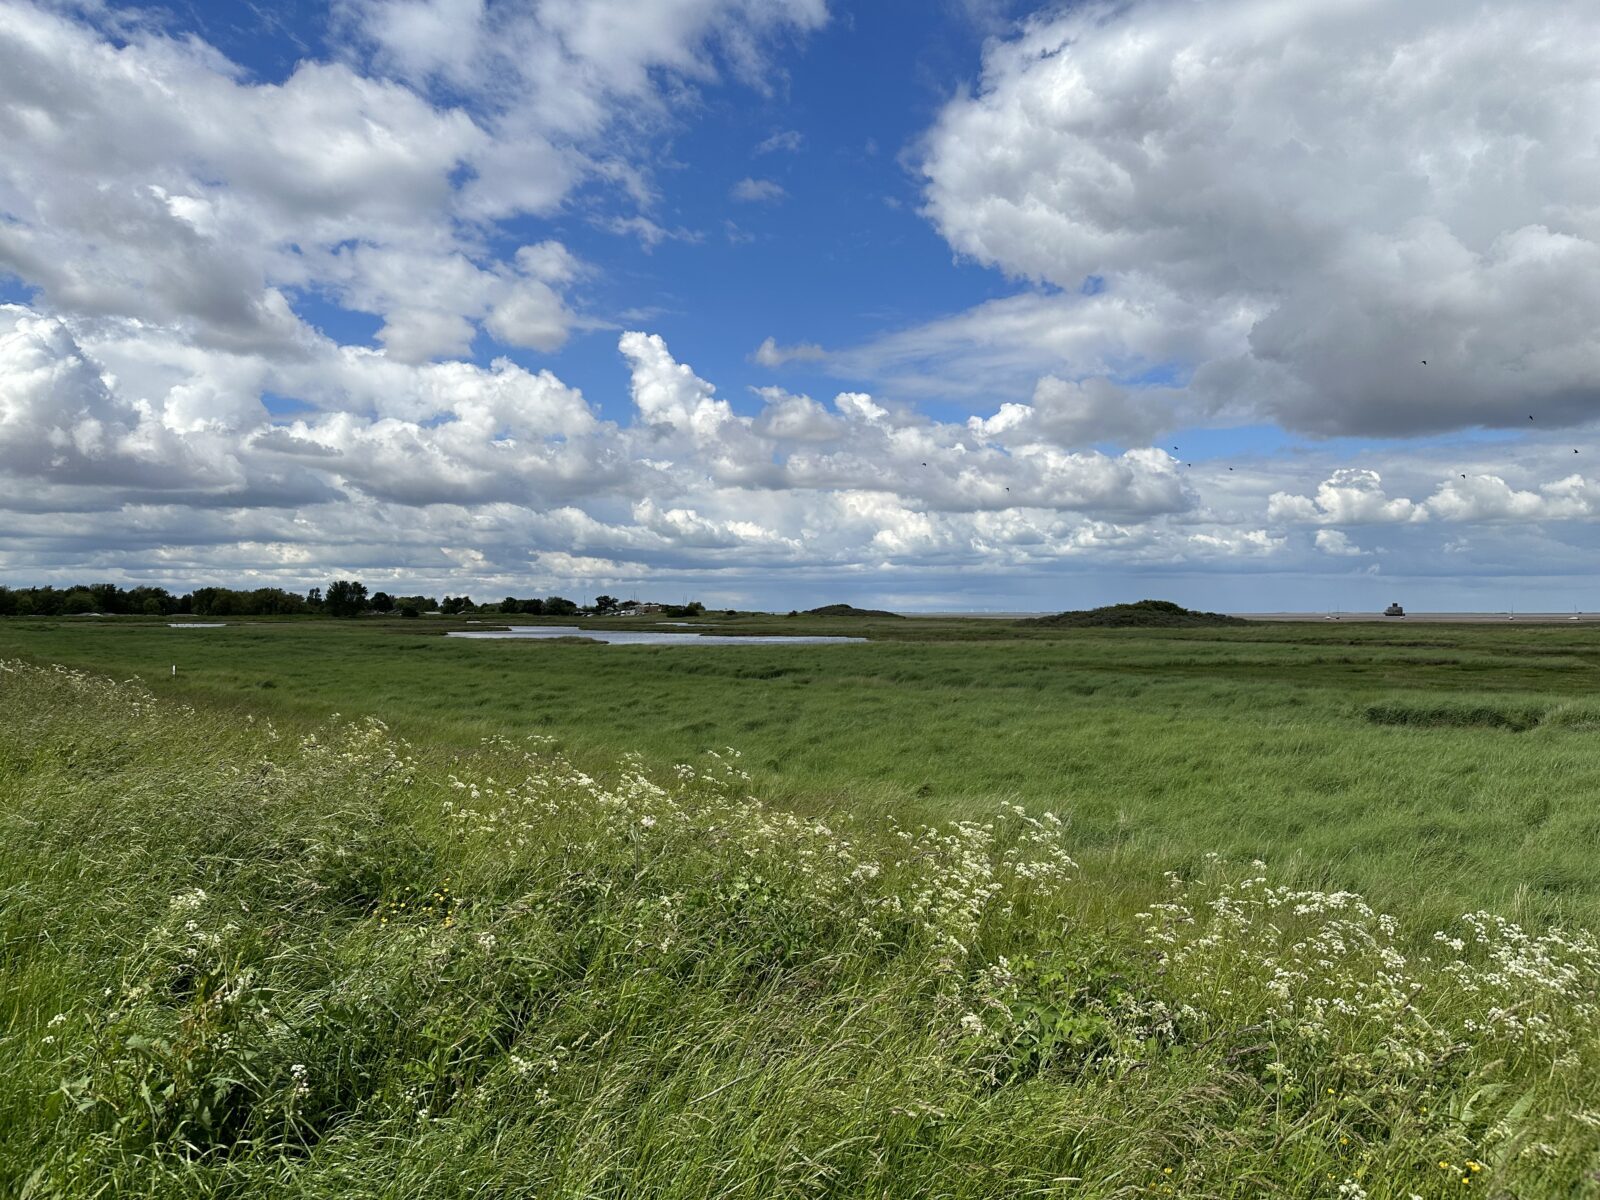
0,583,299,618
0,581,700,620
481,595,580,616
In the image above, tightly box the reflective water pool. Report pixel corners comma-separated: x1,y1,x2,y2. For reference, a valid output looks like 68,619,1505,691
446,625,865,646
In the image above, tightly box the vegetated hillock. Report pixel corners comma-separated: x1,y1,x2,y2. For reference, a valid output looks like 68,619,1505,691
5,659,1600,1197
804,603,904,618
1363,694,1600,732
1023,599,1248,628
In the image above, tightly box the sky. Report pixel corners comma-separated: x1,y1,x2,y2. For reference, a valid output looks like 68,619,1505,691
3,0,1600,612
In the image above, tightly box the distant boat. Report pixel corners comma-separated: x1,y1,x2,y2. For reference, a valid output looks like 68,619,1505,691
1384,602,1406,617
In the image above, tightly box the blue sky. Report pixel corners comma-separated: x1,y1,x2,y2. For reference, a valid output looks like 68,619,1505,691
3,0,1600,610
107,0,1023,423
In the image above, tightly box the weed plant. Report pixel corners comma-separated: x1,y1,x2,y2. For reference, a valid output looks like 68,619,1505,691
3,660,1598,1198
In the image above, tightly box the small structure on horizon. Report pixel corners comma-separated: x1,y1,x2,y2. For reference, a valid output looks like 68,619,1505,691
1384,602,1406,617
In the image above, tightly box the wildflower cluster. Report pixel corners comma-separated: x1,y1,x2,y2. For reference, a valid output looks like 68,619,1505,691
1439,911,1600,1050
372,881,457,927
1139,866,1600,1072
295,715,417,786
1128,862,1600,1192
891,804,1076,959
1140,868,1444,1070
438,738,1077,963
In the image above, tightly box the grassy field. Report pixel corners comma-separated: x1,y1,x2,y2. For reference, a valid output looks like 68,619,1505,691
6,614,1600,926
4,616,1600,1196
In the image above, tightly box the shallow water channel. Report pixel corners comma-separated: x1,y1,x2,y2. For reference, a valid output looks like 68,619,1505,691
446,624,865,646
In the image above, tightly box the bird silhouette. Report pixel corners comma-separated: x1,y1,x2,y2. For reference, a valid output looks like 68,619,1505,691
1530,415,1535,421
1421,360,1427,365
1228,467,1234,471
1460,474,1466,479
1576,449,1581,454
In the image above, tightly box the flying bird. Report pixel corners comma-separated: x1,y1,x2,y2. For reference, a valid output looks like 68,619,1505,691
1461,474,1467,479
1421,360,1427,365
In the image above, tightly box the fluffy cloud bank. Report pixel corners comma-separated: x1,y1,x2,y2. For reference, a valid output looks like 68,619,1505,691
1271,468,1600,527
6,0,1600,604
39,305,1194,521
914,0,1600,437
6,296,1600,598
0,301,1233,587
0,0,827,366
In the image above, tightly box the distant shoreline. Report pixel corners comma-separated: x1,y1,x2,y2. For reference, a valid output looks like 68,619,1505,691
1230,612,1599,624
902,610,1598,623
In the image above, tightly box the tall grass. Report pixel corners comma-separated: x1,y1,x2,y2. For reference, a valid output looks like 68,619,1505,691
4,660,1599,1197
12,618,1600,927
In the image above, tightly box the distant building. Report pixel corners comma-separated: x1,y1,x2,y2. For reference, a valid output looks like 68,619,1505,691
1384,602,1406,617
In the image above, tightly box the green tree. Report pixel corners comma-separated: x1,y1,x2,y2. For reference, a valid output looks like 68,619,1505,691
127,586,175,616
324,580,369,618
370,592,394,613
594,594,620,614
544,596,578,616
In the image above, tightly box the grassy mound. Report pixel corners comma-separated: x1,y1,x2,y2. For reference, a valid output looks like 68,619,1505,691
1023,599,1248,628
803,603,904,618
1363,695,1549,731
4,660,1599,1197
1363,694,1600,732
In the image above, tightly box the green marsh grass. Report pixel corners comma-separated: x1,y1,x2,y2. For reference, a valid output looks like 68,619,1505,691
2,654,1600,1197
8,617,1600,926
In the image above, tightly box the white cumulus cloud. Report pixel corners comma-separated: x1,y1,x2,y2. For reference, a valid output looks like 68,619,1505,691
916,0,1600,436
1315,529,1364,557
752,336,826,367
731,177,786,204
